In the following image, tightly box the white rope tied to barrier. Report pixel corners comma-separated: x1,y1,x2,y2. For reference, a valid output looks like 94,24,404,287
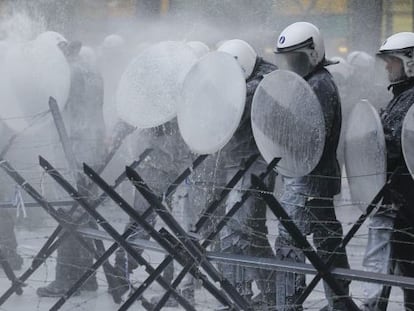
13,185,27,218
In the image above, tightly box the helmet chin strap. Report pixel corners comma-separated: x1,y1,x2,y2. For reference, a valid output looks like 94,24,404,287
387,75,413,90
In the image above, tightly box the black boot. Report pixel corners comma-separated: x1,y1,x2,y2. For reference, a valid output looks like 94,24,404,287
37,280,81,297
37,235,92,297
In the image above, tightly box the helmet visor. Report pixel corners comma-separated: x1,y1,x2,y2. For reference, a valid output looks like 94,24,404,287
376,53,406,84
274,51,313,77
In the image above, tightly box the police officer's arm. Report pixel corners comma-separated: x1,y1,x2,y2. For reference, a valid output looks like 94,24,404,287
308,74,338,139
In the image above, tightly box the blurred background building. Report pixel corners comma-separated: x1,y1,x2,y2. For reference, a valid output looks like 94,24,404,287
0,0,412,58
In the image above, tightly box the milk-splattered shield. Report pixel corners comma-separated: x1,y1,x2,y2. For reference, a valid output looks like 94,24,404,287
2,38,70,131
116,41,198,128
345,100,386,211
402,104,414,180
251,69,325,177
177,51,246,154
0,41,25,131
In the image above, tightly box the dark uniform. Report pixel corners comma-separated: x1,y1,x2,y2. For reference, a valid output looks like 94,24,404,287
0,120,23,270
275,65,350,310
114,119,193,305
37,43,106,297
362,79,414,311
219,57,278,306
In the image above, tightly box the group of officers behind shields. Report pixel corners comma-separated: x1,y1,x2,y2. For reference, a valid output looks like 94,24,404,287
3,20,414,311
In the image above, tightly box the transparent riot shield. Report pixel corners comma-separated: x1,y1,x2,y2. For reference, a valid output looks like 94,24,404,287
344,100,386,211
116,41,198,128
2,38,70,131
0,42,25,131
251,69,325,177
177,51,246,154
402,103,414,180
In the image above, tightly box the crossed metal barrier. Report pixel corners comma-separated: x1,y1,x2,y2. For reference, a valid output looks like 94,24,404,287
0,151,413,310
42,153,272,311
0,99,412,310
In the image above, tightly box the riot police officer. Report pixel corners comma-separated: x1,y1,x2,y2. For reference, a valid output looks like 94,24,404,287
362,31,414,311
218,39,278,308
273,22,350,310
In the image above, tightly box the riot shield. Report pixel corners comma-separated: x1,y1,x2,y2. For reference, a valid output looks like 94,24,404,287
177,51,246,154
344,100,386,211
2,38,70,131
35,31,67,46
116,41,198,128
0,41,25,131
251,69,325,177
402,103,414,180
186,41,209,58
0,77,24,132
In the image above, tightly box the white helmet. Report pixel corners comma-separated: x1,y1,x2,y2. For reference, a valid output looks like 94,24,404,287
35,31,67,46
187,41,209,58
79,46,97,66
217,39,257,79
327,56,352,81
377,32,414,80
102,34,125,50
275,22,326,77
347,50,375,68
